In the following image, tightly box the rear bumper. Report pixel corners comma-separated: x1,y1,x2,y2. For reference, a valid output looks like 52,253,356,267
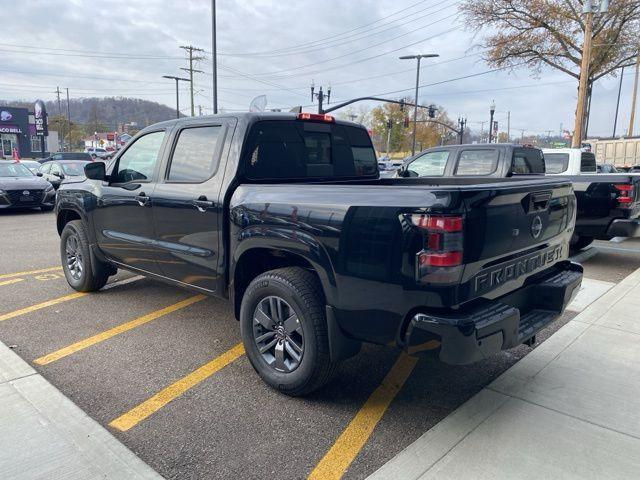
606,218,640,238
404,261,583,364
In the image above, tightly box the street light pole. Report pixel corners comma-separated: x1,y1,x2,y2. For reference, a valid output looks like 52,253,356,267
162,75,190,119
489,100,496,143
211,0,218,114
399,53,439,156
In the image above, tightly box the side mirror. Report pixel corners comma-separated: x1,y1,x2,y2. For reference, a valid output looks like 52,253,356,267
85,161,106,181
52,172,63,178
36,172,43,177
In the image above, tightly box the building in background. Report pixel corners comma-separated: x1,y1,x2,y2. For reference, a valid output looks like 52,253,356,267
0,106,53,159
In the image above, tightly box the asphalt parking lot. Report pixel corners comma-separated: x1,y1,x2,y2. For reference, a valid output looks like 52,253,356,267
1,210,639,480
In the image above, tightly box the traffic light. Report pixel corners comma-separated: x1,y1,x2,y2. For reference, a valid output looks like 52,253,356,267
400,99,405,112
428,105,436,118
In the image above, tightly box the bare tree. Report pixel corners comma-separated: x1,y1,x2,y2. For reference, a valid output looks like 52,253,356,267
460,0,639,81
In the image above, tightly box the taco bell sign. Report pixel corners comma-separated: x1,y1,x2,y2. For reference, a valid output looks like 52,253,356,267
34,99,48,136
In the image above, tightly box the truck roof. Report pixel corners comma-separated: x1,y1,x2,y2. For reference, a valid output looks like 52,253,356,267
140,112,364,133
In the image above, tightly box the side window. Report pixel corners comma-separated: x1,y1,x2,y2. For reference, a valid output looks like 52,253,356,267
167,126,222,183
455,149,498,176
39,163,51,174
581,152,596,173
112,131,165,183
52,154,62,160
50,163,62,176
407,151,449,177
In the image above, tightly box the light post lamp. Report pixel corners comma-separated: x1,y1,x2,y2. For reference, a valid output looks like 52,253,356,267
162,75,190,119
488,100,496,143
399,53,439,155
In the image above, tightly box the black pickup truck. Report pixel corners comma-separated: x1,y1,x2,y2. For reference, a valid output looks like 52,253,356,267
401,144,640,251
55,114,582,395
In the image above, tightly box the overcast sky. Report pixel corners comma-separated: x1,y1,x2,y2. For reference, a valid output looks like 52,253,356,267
2,0,636,137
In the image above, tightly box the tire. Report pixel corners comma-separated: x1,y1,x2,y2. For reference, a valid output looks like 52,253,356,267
570,235,594,252
60,220,111,292
240,267,337,396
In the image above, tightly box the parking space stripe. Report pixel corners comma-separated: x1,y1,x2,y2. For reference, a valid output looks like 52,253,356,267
0,292,88,322
0,266,62,280
34,294,206,365
308,353,418,480
0,278,25,287
109,343,245,432
0,276,143,322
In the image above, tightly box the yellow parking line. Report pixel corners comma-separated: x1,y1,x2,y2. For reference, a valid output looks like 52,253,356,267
308,353,418,480
0,266,62,280
0,292,88,322
0,278,25,287
109,343,245,432
34,295,206,366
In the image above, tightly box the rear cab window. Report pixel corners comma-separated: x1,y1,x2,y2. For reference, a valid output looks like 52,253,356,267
580,152,596,173
243,120,377,181
544,153,569,174
455,149,498,176
511,148,545,175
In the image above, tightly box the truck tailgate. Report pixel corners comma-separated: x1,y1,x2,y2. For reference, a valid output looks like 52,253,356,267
458,178,575,302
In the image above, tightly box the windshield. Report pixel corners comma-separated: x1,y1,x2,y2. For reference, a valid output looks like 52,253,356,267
0,163,33,177
61,162,88,176
544,153,569,174
244,120,378,180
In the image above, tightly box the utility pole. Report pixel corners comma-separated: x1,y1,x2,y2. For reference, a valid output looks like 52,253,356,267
399,53,439,156
180,45,206,116
162,75,190,119
198,105,203,116
521,129,525,143
629,49,640,137
66,88,71,151
573,0,608,147
507,111,511,142
211,0,218,114
311,81,331,113
386,118,393,154
54,86,63,151
613,67,625,138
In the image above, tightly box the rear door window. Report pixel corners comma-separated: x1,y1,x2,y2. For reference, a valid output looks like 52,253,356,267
406,151,449,176
455,149,498,175
511,148,545,174
167,126,223,183
244,120,377,180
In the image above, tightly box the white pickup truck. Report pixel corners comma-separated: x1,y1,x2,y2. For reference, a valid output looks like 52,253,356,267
542,148,640,250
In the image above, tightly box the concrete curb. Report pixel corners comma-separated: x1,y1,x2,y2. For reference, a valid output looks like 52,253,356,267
368,266,640,480
0,340,163,480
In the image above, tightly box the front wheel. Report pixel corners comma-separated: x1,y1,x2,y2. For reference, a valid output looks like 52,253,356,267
60,220,111,292
240,267,337,396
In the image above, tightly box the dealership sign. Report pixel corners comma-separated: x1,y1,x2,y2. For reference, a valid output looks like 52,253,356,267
34,99,48,136
0,125,22,134
0,111,13,122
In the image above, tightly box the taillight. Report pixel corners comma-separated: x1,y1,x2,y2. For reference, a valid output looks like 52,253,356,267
297,113,335,123
410,214,463,283
615,184,634,208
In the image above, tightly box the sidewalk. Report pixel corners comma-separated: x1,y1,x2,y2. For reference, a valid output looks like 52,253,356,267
369,267,640,480
0,341,162,479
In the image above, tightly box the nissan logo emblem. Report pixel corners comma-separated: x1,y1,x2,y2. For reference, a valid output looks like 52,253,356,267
22,190,30,195
531,215,543,239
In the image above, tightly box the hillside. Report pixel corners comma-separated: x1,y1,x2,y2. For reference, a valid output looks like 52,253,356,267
1,97,177,130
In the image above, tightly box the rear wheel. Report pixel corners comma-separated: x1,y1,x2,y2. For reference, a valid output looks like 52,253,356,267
60,220,111,292
570,235,594,252
240,267,337,396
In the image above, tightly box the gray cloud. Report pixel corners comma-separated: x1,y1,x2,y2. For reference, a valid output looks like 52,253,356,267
1,0,633,137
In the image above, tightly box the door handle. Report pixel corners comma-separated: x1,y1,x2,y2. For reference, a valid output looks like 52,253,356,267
135,192,150,207
193,196,214,212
